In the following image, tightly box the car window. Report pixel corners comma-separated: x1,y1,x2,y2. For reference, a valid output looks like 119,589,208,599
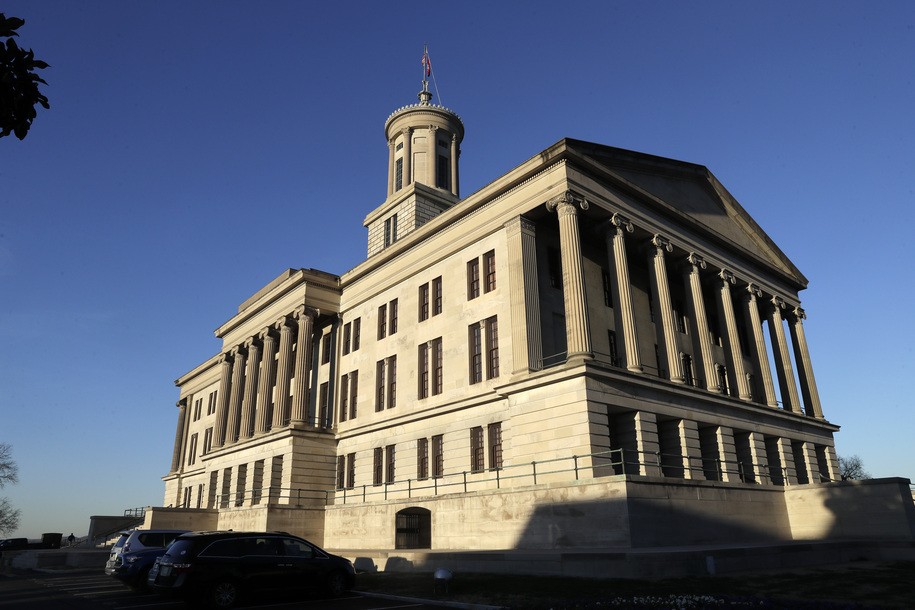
200,538,250,558
112,534,128,549
164,539,196,558
281,538,315,559
250,537,283,556
137,533,165,547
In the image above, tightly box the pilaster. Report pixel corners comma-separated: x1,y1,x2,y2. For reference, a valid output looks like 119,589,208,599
715,426,739,483
505,216,543,373
634,411,662,476
679,419,703,479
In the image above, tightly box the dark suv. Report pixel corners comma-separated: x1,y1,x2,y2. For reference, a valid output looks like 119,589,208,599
149,531,355,608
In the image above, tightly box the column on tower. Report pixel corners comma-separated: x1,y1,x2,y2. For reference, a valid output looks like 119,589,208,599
546,191,592,361
387,141,395,197
272,317,295,429
402,128,412,187
428,125,438,186
788,307,824,418
717,270,752,400
768,296,802,413
649,235,684,383
605,214,642,372
291,306,317,424
450,133,460,197
744,283,778,407
683,253,719,392
213,354,233,447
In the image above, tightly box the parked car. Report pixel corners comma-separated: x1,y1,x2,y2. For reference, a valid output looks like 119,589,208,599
0,537,29,556
105,529,188,589
149,531,355,608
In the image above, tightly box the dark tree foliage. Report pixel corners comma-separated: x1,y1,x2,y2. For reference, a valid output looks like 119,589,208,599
838,454,871,481
0,13,50,140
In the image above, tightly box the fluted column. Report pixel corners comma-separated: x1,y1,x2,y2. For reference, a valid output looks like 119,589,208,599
768,296,802,413
170,399,188,473
650,235,684,383
213,354,233,447
239,337,261,439
291,306,317,423
450,133,459,197
505,216,543,372
684,253,719,392
546,191,592,361
428,125,438,186
225,346,247,444
745,284,778,407
272,318,295,428
387,141,395,196
255,329,277,433
402,128,412,187
607,214,642,372
718,270,751,400
789,307,824,419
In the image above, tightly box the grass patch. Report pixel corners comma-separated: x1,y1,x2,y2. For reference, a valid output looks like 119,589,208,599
354,561,915,609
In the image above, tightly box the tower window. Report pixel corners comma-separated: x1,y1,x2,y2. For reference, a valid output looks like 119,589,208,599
384,215,398,247
437,154,449,189
395,158,403,190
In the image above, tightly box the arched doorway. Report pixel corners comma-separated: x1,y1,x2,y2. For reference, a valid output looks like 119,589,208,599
395,507,431,549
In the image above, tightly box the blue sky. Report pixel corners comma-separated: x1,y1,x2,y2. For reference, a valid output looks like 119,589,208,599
1,1,913,539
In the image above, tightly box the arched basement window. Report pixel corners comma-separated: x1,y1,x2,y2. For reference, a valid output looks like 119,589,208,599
395,507,431,549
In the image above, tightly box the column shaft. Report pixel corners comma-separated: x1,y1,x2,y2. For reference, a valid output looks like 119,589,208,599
450,134,459,197
506,217,543,372
685,254,719,391
428,125,438,186
768,297,802,412
213,355,233,447
718,270,751,400
239,338,261,439
170,400,188,473
745,284,778,407
387,141,394,196
547,191,591,360
402,128,412,186
608,214,642,372
255,330,277,433
789,308,824,418
291,307,316,423
272,319,295,428
225,347,247,444
650,236,683,382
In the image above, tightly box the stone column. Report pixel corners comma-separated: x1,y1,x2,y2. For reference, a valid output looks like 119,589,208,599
715,426,740,483
777,437,798,485
213,354,233,447
650,235,684,383
402,128,412,186
225,346,247,444
272,318,295,428
291,306,317,424
747,432,769,484
255,328,277,433
170,398,188,473
685,253,719,392
745,284,779,407
546,191,592,361
239,337,261,440
428,125,438,186
387,141,395,196
505,217,543,373
718,270,752,400
800,441,820,484
634,411,662,476
607,213,642,372
451,133,460,197
768,296,802,413
679,419,703,479
788,307,824,419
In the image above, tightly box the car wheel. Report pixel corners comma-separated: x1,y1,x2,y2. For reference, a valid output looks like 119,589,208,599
210,579,239,608
326,571,347,597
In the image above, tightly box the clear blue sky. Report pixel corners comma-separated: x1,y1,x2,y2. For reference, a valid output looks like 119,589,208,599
2,1,913,539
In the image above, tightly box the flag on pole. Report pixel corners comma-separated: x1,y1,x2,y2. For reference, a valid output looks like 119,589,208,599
422,49,432,77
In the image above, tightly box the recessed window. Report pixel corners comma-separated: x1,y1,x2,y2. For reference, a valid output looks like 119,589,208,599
467,259,480,300
384,215,398,247
432,435,444,478
470,426,484,473
395,158,403,190
483,250,496,293
432,276,442,315
488,422,503,470
417,438,429,480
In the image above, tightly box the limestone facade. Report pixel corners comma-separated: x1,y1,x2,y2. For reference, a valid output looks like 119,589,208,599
158,85,909,559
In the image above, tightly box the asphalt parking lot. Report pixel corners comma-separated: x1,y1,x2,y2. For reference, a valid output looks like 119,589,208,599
0,570,454,610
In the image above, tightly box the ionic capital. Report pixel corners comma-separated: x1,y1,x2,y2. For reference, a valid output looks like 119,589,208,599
718,269,737,286
687,252,707,270
230,345,247,359
258,327,277,343
401,127,412,137
428,124,438,133
274,316,294,332
294,305,319,321
771,295,786,310
546,190,589,215
610,212,634,234
746,282,763,299
651,234,673,254
793,307,807,321
176,397,188,409
243,337,260,350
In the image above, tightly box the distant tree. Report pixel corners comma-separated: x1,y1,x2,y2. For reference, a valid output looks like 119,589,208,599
0,443,20,534
0,13,50,140
838,454,871,481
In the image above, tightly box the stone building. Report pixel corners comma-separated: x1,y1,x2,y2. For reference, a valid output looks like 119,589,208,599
151,79,914,574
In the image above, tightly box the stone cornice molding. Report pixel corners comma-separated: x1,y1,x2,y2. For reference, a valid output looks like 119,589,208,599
546,190,589,215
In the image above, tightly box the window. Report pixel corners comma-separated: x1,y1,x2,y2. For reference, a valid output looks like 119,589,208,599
378,304,387,339
373,447,383,486
432,337,443,395
193,397,203,421
419,283,430,321
548,247,562,289
352,318,361,350
674,299,686,333
485,316,499,379
432,276,442,315
436,154,449,189
186,433,198,466
602,270,613,307
207,390,218,415
395,158,403,191
375,360,385,412
387,356,397,408
648,292,656,323
346,453,355,488
470,426,484,473
717,364,730,395
321,334,332,365
483,250,496,293
318,382,329,426
682,353,694,387
349,371,358,420
432,435,444,478
608,330,619,367
385,444,395,483
467,258,480,299
417,438,429,480
203,427,213,454
384,215,398,247
389,299,398,335
339,374,349,422
488,423,503,470
469,323,483,384
336,456,346,489
343,323,351,355
418,343,429,399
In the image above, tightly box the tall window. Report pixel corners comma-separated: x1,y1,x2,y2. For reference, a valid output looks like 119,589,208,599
485,316,499,379
488,422,503,470
602,270,613,307
470,426,484,473
387,356,397,408
318,382,329,426
352,318,361,350
349,371,358,420
375,360,385,412
418,343,429,399
717,364,730,395
483,250,496,292
436,154,449,189
681,354,694,387
432,337,443,395
385,444,395,484
342,322,352,355
389,299,398,335
378,304,387,339
419,283,430,321
384,215,398,247
346,453,355,488
373,447,383,486
193,397,203,421
395,158,403,190
432,435,444,478
674,299,686,333
608,330,619,367
321,334,332,365
186,433,198,466
469,323,483,384
432,276,442,315
417,438,429,480
203,427,213,454
467,259,480,299
336,456,345,489
339,374,349,422
207,391,217,415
